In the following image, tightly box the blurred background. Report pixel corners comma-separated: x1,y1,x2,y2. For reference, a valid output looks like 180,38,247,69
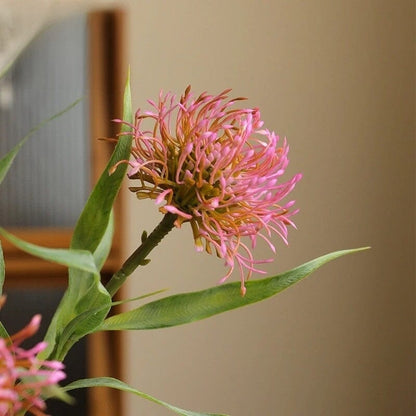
120,2,414,415
0,1,414,415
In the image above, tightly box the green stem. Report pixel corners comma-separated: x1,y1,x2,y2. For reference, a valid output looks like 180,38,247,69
106,213,177,297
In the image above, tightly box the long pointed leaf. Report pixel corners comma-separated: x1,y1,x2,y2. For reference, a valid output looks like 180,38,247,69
0,321,9,339
64,377,228,416
52,280,111,360
70,72,132,253
40,266,112,361
0,228,97,275
0,226,111,360
40,74,132,360
100,248,368,331
93,210,114,270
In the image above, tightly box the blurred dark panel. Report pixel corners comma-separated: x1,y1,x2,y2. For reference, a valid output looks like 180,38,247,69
0,14,90,227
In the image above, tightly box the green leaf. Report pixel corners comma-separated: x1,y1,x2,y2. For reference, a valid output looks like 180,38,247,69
0,241,4,297
40,266,112,362
92,210,114,270
111,289,168,306
100,248,368,331
40,74,132,361
64,377,228,416
70,72,133,253
42,384,74,405
52,288,169,352
52,280,112,360
0,225,112,361
0,99,82,186
0,228,97,275
0,321,9,339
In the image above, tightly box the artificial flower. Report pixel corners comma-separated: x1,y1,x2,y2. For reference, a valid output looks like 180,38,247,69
117,86,302,295
0,312,65,416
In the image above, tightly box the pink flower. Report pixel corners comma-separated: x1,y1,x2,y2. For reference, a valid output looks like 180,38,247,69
118,86,301,295
0,313,65,416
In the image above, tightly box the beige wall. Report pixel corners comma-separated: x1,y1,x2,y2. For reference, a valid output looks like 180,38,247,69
118,1,415,415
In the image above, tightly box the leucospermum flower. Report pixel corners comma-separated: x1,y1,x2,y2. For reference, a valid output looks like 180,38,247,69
118,86,302,295
0,313,66,416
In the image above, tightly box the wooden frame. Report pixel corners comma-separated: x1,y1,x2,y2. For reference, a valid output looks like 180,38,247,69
1,9,126,416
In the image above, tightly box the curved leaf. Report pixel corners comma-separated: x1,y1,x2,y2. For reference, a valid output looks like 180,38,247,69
100,248,368,331
64,377,228,416
93,210,114,270
111,289,169,306
52,281,111,360
40,74,132,361
70,72,132,253
0,321,9,339
0,227,97,274
40,269,112,362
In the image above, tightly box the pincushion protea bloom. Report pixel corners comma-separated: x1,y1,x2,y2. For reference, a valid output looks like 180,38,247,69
117,86,301,295
0,313,65,416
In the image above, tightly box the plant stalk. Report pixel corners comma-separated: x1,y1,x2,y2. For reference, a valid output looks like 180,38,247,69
106,213,177,297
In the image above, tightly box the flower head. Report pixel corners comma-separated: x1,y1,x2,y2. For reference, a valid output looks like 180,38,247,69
119,86,301,295
0,312,66,416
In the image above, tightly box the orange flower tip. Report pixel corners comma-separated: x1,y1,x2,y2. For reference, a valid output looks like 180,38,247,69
173,218,184,228
109,160,129,176
32,314,42,326
0,295,6,309
194,242,204,253
240,285,247,297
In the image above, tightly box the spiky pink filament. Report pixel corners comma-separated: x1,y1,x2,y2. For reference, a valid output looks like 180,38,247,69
0,314,65,416
121,86,302,294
